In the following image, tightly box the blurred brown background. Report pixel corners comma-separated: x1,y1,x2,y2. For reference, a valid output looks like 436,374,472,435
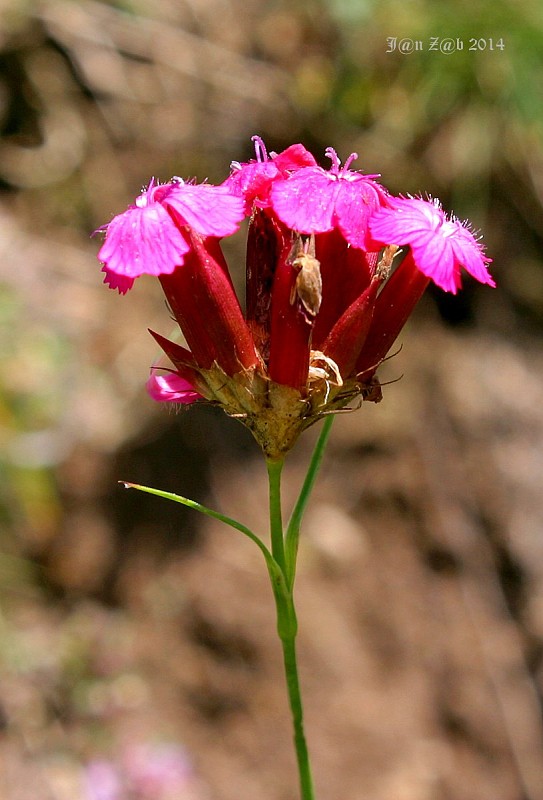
1,1,543,798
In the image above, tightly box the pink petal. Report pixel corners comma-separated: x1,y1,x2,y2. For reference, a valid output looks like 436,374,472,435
101,266,135,295
270,168,339,233
162,183,245,237
271,143,318,172
411,237,458,293
367,207,398,245
223,161,279,210
369,199,443,245
449,223,495,287
146,370,201,403
98,202,189,285
334,178,387,249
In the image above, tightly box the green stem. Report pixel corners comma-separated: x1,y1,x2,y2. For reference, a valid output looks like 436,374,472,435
266,458,287,576
279,612,315,800
266,454,319,800
285,415,335,588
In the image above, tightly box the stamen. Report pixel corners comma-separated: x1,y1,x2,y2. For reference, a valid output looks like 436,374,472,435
251,135,268,163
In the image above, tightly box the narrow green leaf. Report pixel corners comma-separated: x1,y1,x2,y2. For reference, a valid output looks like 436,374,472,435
284,415,334,588
120,481,287,593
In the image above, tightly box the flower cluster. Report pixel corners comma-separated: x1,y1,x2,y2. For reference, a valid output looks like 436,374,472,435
97,136,494,458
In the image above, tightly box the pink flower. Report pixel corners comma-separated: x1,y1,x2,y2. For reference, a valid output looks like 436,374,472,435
269,148,390,250
96,136,496,457
146,369,201,404
98,179,245,293
83,744,194,800
225,135,317,212
83,760,122,800
122,743,192,796
369,196,495,294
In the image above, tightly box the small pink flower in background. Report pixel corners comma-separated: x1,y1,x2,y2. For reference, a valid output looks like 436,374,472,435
83,760,122,800
98,179,245,293
369,196,494,294
122,743,193,796
83,743,199,800
269,148,390,250
146,369,201,404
